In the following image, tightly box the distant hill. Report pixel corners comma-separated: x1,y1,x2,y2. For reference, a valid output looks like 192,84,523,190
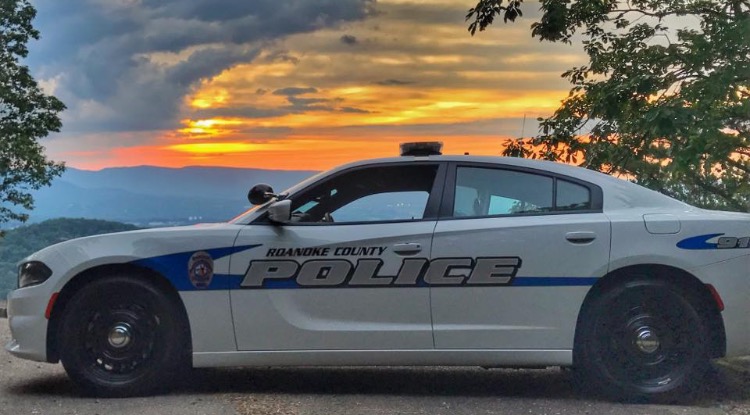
0,218,140,299
22,166,316,227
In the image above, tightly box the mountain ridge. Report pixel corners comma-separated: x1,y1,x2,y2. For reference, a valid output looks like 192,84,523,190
19,165,317,227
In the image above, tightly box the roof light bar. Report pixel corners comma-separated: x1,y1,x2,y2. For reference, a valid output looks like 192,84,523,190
400,141,443,157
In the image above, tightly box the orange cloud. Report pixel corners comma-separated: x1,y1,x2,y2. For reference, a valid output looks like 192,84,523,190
65,134,516,171
50,0,586,172
178,118,244,137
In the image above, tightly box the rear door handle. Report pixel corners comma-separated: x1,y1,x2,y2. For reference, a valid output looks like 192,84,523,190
565,231,597,244
393,243,422,256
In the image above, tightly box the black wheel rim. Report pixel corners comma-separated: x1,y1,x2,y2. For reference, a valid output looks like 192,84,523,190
593,286,698,391
81,302,161,380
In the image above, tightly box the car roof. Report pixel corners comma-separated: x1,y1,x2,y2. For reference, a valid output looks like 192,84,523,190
312,155,693,212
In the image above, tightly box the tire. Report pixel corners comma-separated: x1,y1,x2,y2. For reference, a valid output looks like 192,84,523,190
574,278,711,402
58,274,187,397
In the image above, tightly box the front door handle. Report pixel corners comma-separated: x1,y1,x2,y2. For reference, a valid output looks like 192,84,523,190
565,231,597,244
393,243,422,256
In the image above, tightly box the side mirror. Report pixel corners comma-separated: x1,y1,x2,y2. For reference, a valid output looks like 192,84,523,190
268,199,292,224
248,183,274,205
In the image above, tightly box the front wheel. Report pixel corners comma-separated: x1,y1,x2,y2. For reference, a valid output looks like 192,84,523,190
574,279,711,401
58,275,187,397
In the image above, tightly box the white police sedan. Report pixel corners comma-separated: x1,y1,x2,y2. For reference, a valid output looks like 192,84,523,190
5,142,750,400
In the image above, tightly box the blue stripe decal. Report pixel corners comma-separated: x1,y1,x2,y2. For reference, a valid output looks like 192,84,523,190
132,244,261,291
511,277,598,287
224,276,599,290
133,245,597,291
677,233,724,250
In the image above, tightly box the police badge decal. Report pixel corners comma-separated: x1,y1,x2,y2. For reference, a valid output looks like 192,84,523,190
188,251,214,289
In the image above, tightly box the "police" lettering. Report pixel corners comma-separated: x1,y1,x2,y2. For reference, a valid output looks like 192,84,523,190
240,257,522,288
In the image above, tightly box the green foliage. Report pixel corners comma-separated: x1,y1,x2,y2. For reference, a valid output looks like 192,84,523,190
0,218,138,299
1,0,66,227
471,0,750,211
466,0,523,35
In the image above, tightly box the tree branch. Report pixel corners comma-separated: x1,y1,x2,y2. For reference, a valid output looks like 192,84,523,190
686,170,747,211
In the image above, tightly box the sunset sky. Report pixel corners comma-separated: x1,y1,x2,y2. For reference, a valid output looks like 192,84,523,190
28,0,587,171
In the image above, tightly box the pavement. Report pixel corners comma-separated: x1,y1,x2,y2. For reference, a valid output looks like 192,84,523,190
3,299,750,415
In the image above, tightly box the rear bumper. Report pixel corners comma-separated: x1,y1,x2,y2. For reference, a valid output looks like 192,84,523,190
691,254,750,357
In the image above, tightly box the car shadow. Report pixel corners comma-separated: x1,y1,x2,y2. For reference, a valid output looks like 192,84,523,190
6,366,575,400
7,363,750,404
6,372,78,396
177,366,578,398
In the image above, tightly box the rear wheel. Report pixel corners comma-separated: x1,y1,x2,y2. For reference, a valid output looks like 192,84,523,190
574,279,711,401
58,275,187,397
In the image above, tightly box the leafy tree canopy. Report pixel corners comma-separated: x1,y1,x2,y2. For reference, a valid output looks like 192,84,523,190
1,0,65,227
467,0,750,211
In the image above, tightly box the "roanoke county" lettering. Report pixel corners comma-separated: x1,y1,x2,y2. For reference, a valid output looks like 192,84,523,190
265,246,387,258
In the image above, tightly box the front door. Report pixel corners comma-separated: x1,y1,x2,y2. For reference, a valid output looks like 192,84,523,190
230,162,444,351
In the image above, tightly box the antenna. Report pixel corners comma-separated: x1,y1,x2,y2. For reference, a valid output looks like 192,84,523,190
520,114,527,138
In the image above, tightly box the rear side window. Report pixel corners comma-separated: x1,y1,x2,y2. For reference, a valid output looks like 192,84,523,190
454,167,553,216
557,179,591,211
452,167,595,217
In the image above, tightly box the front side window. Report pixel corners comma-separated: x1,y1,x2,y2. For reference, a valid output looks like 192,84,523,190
288,164,438,224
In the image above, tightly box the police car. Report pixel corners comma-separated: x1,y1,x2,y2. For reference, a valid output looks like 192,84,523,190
5,142,750,399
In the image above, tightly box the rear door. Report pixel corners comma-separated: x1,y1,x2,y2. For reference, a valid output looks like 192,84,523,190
230,162,445,351
430,163,611,350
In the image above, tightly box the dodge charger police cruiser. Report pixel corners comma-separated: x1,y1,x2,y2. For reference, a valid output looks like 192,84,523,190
5,142,750,400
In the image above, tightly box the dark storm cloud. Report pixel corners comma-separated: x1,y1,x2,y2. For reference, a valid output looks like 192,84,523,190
263,51,301,64
269,87,369,114
288,96,330,106
376,79,414,86
192,84,369,119
340,34,358,45
273,87,319,96
378,2,467,25
27,0,375,133
192,106,288,119
339,107,371,114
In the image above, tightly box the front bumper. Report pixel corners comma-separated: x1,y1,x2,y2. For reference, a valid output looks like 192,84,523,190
4,286,51,363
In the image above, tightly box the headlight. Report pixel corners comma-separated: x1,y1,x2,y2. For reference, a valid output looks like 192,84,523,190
18,261,53,288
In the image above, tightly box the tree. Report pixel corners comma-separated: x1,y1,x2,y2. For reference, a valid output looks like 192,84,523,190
467,0,750,211
1,0,65,228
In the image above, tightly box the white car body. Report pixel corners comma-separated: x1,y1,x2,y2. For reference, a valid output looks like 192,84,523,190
6,153,750,397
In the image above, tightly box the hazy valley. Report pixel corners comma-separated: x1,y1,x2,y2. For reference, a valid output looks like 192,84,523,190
23,165,316,227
